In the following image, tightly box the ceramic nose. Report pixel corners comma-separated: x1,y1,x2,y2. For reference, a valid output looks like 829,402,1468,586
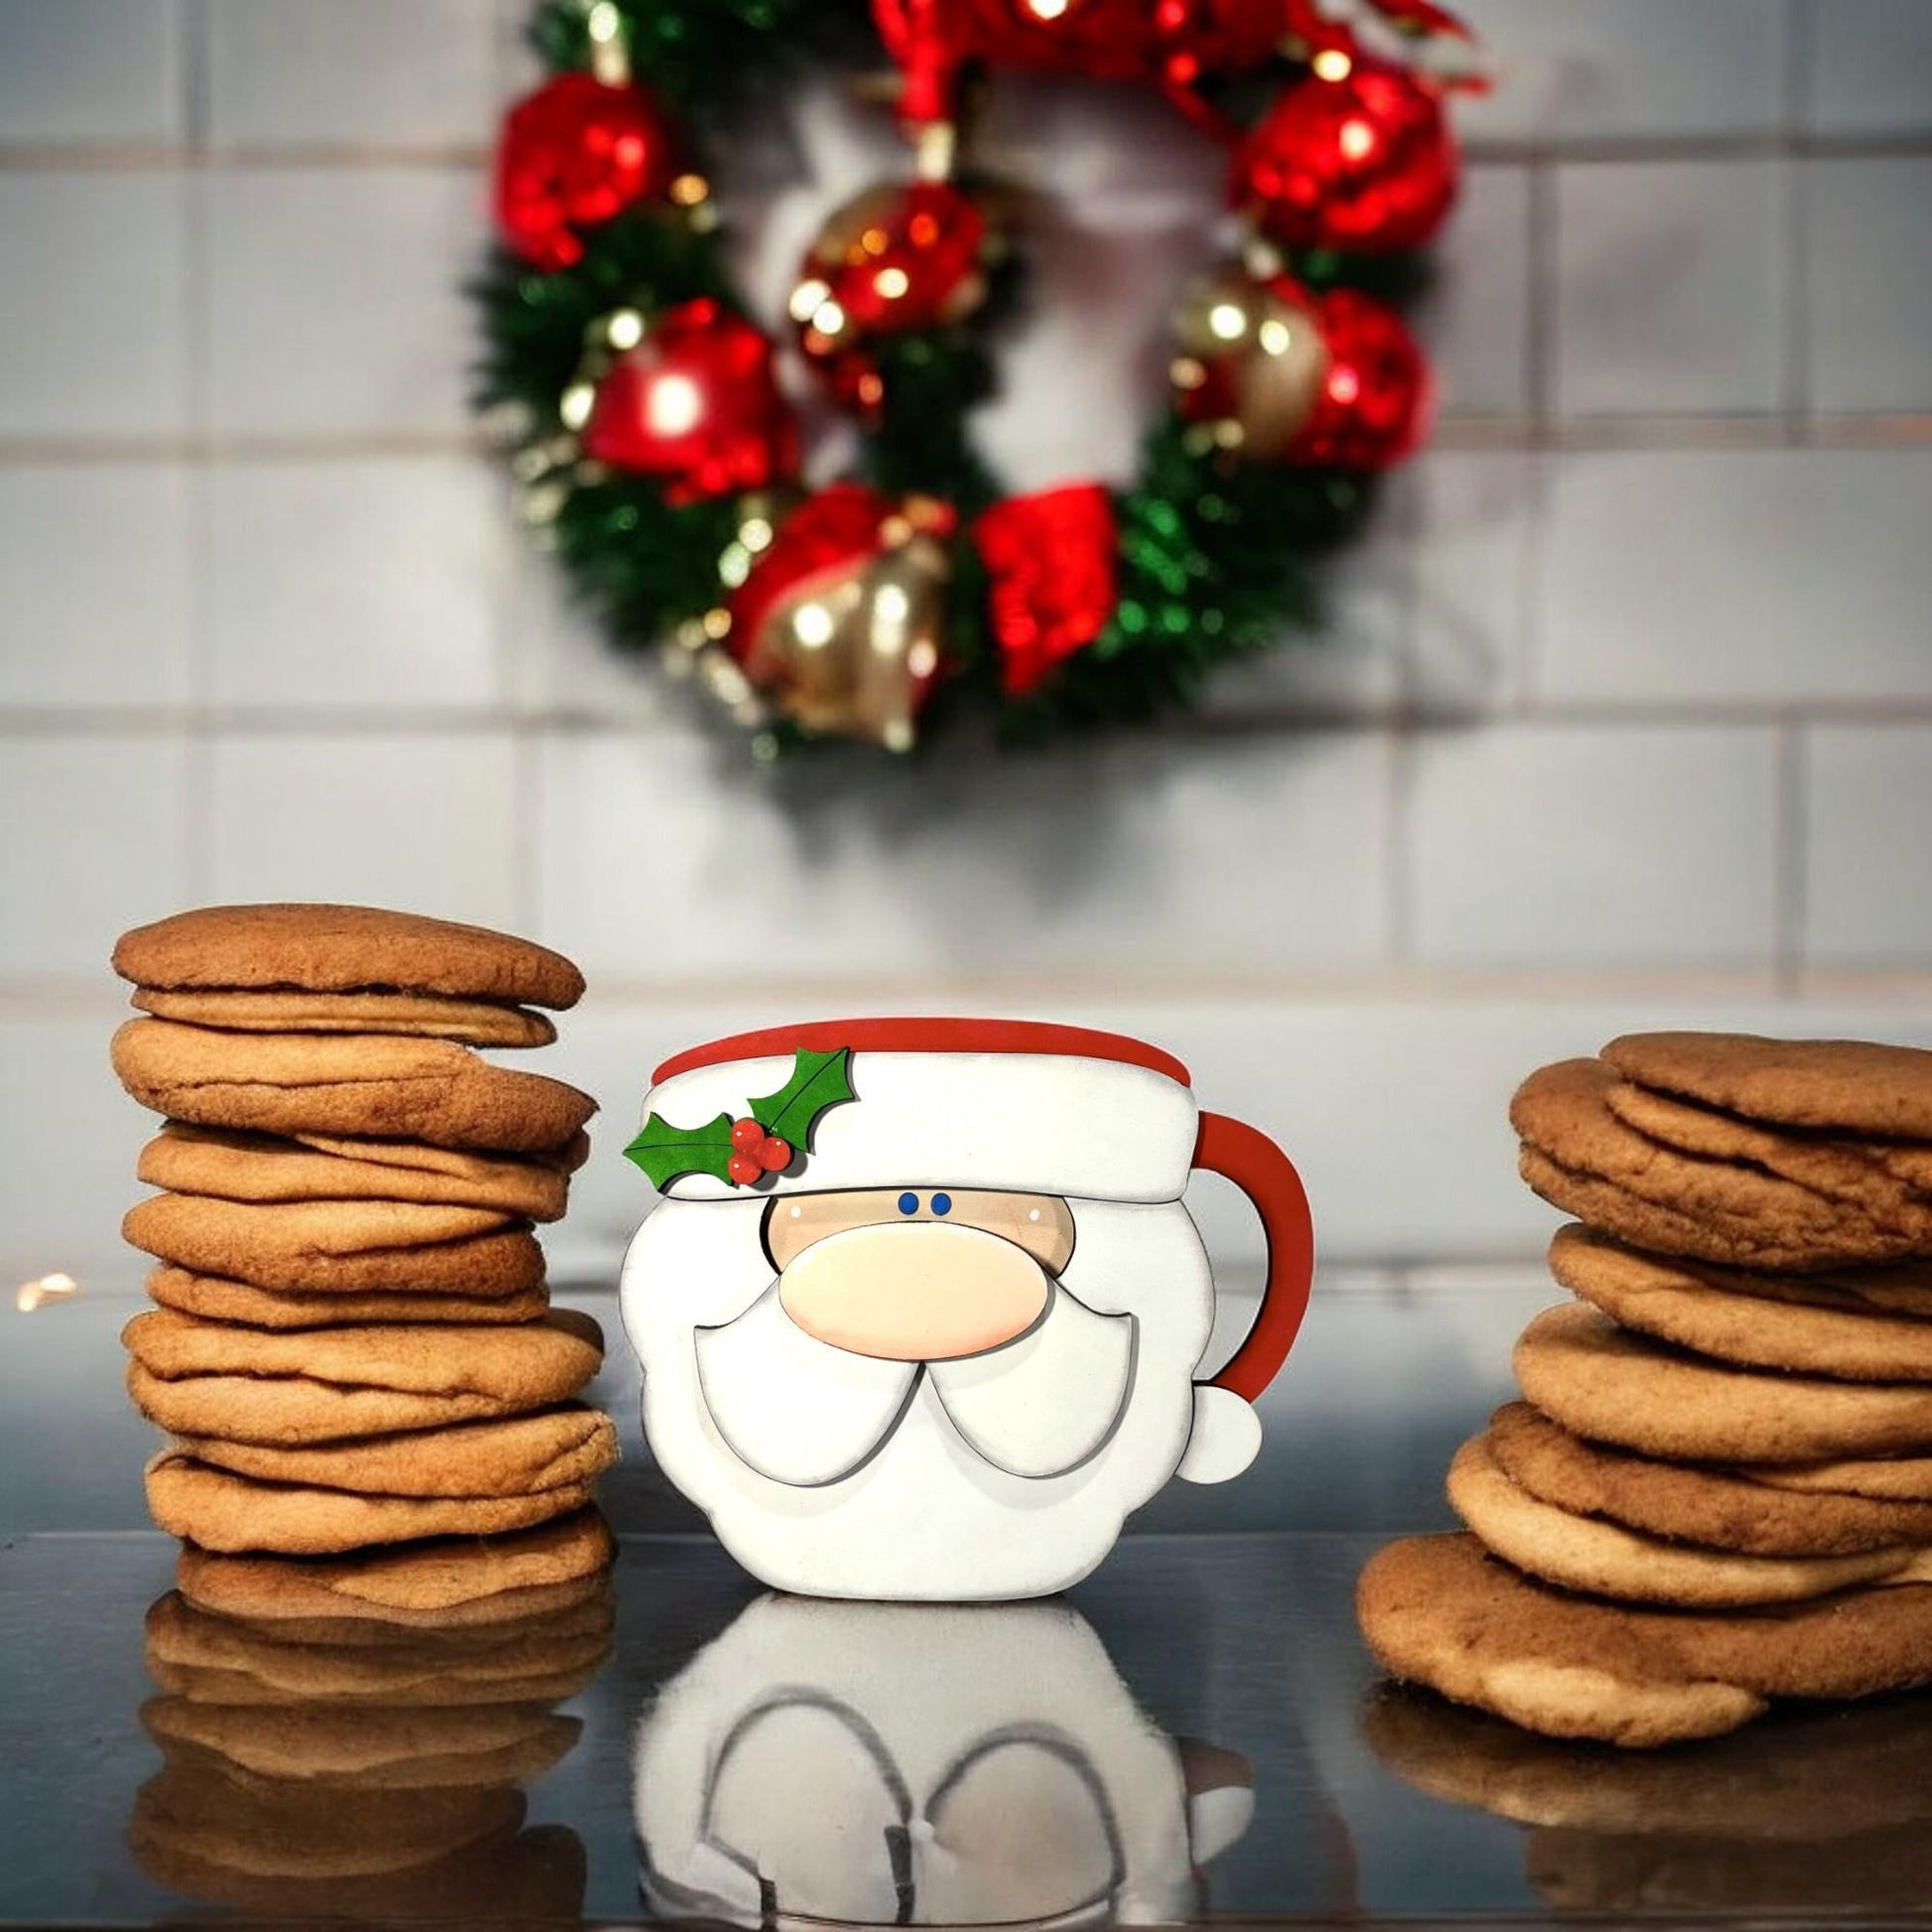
778,1221,1050,1363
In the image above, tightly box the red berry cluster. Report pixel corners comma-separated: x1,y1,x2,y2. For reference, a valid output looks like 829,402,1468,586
728,1117,793,1186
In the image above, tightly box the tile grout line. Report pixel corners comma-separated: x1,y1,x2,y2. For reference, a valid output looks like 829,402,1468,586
4,416,1932,468
178,0,215,900
1780,0,1814,436
1774,719,1810,997
5,132,1932,173
16,696,1932,734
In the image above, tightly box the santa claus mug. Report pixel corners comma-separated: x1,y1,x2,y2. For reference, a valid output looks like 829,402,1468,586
620,1019,1314,1600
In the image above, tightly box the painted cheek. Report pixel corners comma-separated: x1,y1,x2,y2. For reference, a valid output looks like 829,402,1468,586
777,1222,1051,1363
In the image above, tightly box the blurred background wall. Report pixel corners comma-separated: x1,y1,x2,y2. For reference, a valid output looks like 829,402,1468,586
2,0,1929,1306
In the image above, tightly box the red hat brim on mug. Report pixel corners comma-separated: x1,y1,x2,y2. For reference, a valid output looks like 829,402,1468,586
643,1019,1199,1203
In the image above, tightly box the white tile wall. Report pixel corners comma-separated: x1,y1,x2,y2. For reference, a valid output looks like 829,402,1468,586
1408,451,1536,714
1802,725,1932,969
1453,0,1787,143
1404,724,1780,968
1799,0,1932,136
535,728,1393,987
0,734,191,977
201,168,483,436
0,174,187,437
0,0,181,145
206,0,499,148
3,4,1932,1290
1554,160,1784,418
207,458,511,708
205,732,521,925
1802,157,1932,415
1413,164,1531,420
0,466,193,707
1534,450,1932,703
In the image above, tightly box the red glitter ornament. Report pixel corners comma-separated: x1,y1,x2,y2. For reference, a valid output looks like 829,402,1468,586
729,484,958,749
1232,54,1457,254
493,72,682,271
792,181,991,415
580,299,799,504
1286,287,1432,470
873,0,1289,128
975,483,1119,696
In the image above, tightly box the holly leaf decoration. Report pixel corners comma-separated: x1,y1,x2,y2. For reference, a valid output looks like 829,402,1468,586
623,1110,739,1191
624,1046,857,1190
751,1046,857,1150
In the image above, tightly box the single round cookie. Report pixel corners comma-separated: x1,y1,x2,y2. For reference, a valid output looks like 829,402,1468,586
1636,1252,1932,1320
172,1406,618,1500
1604,1080,1932,1235
144,1450,598,1556
1750,1455,1932,1501
175,1509,614,1625
1447,1436,1915,1606
124,1214,543,1298
140,1125,570,1222
1602,1032,1932,1141
140,1695,579,1789
1514,1304,1932,1463
114,903,586,1010
125,1193,514,1277
111,1020,597,1156
299,1129,592,1176
132,987,556,1047
125,1309,603,1446
146,1265,550,1330
1357,1532,1932,1747
1550,1225,1932,1382
1487,1400,1932,1557
1513,1059,1920,1266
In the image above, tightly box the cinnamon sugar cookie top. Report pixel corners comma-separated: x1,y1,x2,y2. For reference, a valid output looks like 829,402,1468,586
114,903,586,1010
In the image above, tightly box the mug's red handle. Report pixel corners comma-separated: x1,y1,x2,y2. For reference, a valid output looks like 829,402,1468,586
1193,1112,1315,1403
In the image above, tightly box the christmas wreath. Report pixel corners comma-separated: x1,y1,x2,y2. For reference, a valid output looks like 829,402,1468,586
475,0,1476,754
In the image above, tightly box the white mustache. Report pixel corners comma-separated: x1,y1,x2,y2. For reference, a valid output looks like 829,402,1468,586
695,1283,1137,1488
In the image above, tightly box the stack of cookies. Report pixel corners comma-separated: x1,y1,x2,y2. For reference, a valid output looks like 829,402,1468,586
1360,1031,1932,1748
109,903,618,1557
132,1516,613,1919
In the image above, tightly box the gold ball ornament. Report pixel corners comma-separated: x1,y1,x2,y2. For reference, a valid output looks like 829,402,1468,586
1171,266,1331,457
729,486,955,753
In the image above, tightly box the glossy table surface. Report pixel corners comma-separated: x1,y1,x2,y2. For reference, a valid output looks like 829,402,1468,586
7,1282,1932,1926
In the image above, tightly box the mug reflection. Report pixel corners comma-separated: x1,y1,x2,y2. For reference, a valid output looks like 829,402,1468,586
634,1593,1254,1928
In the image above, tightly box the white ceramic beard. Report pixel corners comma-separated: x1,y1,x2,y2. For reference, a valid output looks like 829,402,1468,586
694,1280,1137,1488
622,1195,1218,1601
633,1594,1252,1930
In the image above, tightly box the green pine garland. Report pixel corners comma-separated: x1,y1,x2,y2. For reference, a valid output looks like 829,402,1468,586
474,0,1424,751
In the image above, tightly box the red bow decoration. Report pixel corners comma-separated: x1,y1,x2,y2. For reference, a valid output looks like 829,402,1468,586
975,483,1119,697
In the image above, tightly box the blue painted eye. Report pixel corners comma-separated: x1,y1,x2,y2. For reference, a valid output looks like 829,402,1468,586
931,1192,953,1216
897,1191,919,1215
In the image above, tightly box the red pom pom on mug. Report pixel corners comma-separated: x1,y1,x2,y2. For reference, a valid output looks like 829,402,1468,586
621,1020,1314,1600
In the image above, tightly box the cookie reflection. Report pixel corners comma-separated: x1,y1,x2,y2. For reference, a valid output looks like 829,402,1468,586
1364,1683,1932,1913
129,1514,614,1920
634,1594,1253,1928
